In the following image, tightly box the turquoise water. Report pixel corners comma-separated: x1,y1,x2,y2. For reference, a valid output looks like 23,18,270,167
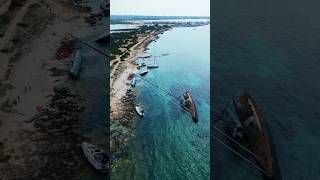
112,25,210,180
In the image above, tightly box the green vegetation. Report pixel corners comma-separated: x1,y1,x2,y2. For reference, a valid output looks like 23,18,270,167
110,24,171,60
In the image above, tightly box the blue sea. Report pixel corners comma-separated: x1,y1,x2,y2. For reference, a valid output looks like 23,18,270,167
112,24,210,179
212,0,320,179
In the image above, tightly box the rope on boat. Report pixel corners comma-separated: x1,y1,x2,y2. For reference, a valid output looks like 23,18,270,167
212,102,230,124
211,124,267,167
137,76,181,100
211,134,271,177
141,78,190,114
70,33,110,58
135,74,271,177
210,101,270,167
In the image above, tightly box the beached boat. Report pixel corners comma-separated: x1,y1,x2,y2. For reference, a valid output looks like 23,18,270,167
81,142,109,173
232,93,277,179
181,90,198,122
138,67,148,75
131,77,136,87
69,50,82,77
135,105,144,117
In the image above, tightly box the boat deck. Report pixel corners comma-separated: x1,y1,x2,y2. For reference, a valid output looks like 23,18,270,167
185,92,198,122
237,94,273,178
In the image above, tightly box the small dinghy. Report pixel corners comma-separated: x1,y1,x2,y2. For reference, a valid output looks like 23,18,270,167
81,142,109,173
135,105,144,117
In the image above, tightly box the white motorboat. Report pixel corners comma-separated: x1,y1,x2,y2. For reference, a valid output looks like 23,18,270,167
135,105,145,117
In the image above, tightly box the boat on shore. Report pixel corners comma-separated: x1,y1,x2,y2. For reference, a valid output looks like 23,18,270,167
81,142,109,173
181,90,198,122
135,105,144,117
131,77,136,87
232,93,280,179
69,50,82,77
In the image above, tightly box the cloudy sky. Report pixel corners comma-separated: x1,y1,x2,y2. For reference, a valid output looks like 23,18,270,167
111,0,210,16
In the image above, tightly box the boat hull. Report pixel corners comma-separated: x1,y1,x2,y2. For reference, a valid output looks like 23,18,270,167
139,70,148,76
234,93,275,178
182,91,198,122
135,106,144,117
81,142,108,173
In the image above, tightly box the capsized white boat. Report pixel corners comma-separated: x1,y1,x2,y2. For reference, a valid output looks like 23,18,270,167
135,105,144,117
81,142,109,173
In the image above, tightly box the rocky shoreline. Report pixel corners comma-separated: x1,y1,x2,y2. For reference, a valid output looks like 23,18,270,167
110,26,171,168
110,89,136,163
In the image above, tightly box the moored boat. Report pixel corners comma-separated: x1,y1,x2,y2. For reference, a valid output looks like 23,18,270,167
146,63,159,68
138,67,148,76
135,105,144,117
146,57,159,68
81,142,109,173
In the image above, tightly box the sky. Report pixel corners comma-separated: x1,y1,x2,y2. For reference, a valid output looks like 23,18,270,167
111,0,210,16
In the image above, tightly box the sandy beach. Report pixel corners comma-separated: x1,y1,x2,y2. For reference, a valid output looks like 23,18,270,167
110,28,168,119
0,0,107,178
